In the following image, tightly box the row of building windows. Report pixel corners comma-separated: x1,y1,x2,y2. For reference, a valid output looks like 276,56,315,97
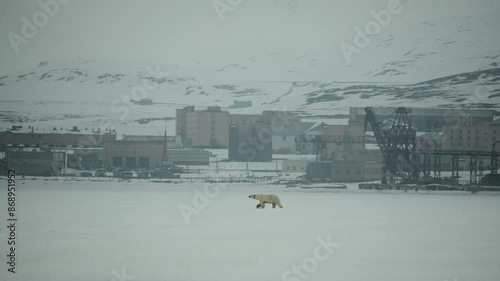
285,165,305,171
450,136,498,141
449,129,498,135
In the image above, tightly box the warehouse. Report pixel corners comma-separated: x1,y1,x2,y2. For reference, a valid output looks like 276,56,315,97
1,151,65,176
104,141,210,168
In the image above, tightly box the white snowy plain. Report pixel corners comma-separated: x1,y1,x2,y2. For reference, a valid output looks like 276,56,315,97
1,179,500,281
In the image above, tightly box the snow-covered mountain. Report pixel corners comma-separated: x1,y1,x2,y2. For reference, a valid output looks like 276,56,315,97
0,13,499,135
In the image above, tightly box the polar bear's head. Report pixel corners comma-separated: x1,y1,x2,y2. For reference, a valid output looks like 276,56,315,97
248,194,257,199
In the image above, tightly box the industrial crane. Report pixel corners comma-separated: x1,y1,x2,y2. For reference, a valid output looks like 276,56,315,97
364,107,420,182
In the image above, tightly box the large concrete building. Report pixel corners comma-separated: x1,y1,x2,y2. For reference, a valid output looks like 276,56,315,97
349,107,495,132
330,160,384,182
442,119,500,152
122,134,183,149
272,122,316,154
0,126,116,147
176,106,229,148
104,141,210,168
1,151,65,176
228,123,273,162
321,124,365,160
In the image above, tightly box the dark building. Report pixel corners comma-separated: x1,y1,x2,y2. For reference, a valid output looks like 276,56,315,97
67,149,104,169
229,123,272,162
306,162,332,180
349,107,495,132
2,151,65,176
0,126,116,147
104,141,210,168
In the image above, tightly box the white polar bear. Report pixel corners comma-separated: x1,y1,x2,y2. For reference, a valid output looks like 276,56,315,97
248,194,283,209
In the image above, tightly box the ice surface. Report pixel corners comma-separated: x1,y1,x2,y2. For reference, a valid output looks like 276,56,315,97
1,179,500,281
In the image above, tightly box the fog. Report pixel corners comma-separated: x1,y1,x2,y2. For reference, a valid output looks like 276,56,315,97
1,0,498,76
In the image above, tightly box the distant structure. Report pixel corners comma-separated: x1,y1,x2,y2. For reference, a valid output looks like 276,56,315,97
122,134,183,149
228,122,273,162
330,160,384,182
103,140,210,168
349,107,495,132
442,118,500,152
176,106,229,148
227,110,302,161
139,98,153,105
321,124,365,161
1,151,65,176
272,122,316,154
66,148,104,170
229,100,252,109
0,125,116,147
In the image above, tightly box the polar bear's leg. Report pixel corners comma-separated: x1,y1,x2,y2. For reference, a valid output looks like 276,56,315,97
259,199,265,208
272,203,276,208
276,198,283,208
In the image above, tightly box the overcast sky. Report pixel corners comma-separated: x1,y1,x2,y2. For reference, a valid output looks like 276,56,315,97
0,0,498,75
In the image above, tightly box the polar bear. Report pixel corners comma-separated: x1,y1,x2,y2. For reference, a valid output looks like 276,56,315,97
248,194,283,209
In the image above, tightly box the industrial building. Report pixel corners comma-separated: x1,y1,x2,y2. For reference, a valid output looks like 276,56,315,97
66,148,104,170
0,125,116,147
330,160,384,182
349,107,495,132
1,151,65,176
228,123,273,162
176,106,229,148
166,149,210,166
282,159,309,173
442,119,500,152
321,124,365,160
272,122,316,154
104,141,209,168
122,134,183,149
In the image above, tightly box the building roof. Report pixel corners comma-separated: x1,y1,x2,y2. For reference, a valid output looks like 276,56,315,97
305,122,329,133
275,122,316,136
351,107,495,118
491,117,500,126
417,132,442,140
0,126,115,135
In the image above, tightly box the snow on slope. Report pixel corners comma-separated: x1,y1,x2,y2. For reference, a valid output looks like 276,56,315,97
1,13,499,135
357,12,500,82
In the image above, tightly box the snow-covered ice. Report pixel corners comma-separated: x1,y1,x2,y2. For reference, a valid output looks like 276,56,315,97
1,179,500,281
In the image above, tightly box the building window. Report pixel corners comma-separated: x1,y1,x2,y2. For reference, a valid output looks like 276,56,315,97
112,157,122,167
125,157,136,168
138,157,149,169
